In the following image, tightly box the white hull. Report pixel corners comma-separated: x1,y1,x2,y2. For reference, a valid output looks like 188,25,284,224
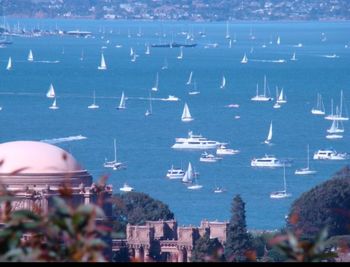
216,149,239,155
251,162,285,168
251,96,273,102
187,184,203,190
324,115,349,121
172,143,219,149
88,104,99,109
326,134,343,139
270,191,291,199
313,150,348,160
311,109,325,115
295,168,317,175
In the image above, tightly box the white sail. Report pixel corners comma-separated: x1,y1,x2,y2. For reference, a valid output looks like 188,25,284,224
98,53,107,70
46,83,56,98
182,162,193,183
145,45,150,55
181,103,194,122
28,49,34,62
241,53,248,64
49,98,59,110
220,76,226,89
152,72,159,91
225,21,230,39
117,91,126,109
290,52,296,61
325,91,349,121
264,121,273,144
186,71,193,85
6,57,12,70
276,88,287,104
277,36,281,45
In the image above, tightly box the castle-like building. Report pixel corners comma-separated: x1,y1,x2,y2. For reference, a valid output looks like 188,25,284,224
112,219,228,262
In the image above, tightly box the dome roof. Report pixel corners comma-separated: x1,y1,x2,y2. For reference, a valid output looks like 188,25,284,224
0,141,84,174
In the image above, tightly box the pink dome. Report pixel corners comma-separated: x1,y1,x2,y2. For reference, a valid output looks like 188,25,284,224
0,141,83,174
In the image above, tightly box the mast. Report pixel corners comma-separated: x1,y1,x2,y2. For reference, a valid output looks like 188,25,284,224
283,165,286,193
113,139,117,162
263,75,267,97
307,144,310,169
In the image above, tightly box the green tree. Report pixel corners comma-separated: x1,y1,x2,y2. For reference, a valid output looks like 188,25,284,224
288,165,350,238
112,192,174,236
191,231,224,262
224,194,255,262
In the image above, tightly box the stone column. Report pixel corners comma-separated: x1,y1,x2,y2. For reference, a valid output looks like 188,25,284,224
144,247,151,262
177,249,184,263
187,249,192,262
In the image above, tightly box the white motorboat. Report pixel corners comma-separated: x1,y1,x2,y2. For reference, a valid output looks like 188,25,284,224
313,149,349,160
172,131,224,150
163,95,180,102
120,183,134,192
199,152,222,163
166,165,185,179
251,155,290,168
213,186,226,193
216,145,239,155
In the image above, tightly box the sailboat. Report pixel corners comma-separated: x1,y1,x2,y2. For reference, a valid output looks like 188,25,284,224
241,53,248,64
145,92,153,116
264,121,273,144
151,72,159,92
324,90,349,121
276,88,287,104
251,76,273,102
117,91,126,110
80,49,84,61
181,103,194,122
189,80,200,95
177,47,183,59
145,44,150,55
6,57,12,70
103,139,125,170
295,145,317,175
276,36,281,45
290,52,297,61
270,165,291,199
88,90,99,109
273,88,281,109
225,21,230,39
49,98,59,110
220,76,226,89
186,71,193,85
97,53,107,70
182,162,194,183
327,118,344,134
161,58,168,70
28,49,34,62
311,93,325,115
46,83,56,98
186,165,202,190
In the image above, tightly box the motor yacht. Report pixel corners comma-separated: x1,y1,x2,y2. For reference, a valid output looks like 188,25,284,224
313,149,349,160
251,155,291,168
216,145,240,155
172,131,224,150
199,152,222,163
166,165,185,179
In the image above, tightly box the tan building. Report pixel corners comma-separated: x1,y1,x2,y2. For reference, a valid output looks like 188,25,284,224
115,219,228,262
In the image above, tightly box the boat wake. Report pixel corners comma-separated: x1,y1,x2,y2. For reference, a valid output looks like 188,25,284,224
250,59,286,63
35,60,60,64
40,135,87,144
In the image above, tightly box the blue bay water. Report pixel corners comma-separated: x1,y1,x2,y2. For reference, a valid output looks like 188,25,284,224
1,19,350,230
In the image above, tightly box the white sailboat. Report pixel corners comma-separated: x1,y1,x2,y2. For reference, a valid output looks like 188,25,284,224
186,71,193,85
104,139,125,170
28,49,34,62
46,83,56,98
189,80,200,95
182,162,194,183
145,92,153,116
97,53,107,70
264,121,273,144
311,93,325,115
324,90,349,121
276,36,281,45
276,87,287,104
241,53,248,64
151,72,159,92
251,76,273,102
225,21,230,39
88,90,99,109
49,98,59,110
145,44,150,55
6,57,12,70
295,145,317,175
117,91,126,110
220,76,226,89
177,47,183,59
290,52,297,61
161,58,168,70
181,103,194,122
270,165,291,199
327,118,344,134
